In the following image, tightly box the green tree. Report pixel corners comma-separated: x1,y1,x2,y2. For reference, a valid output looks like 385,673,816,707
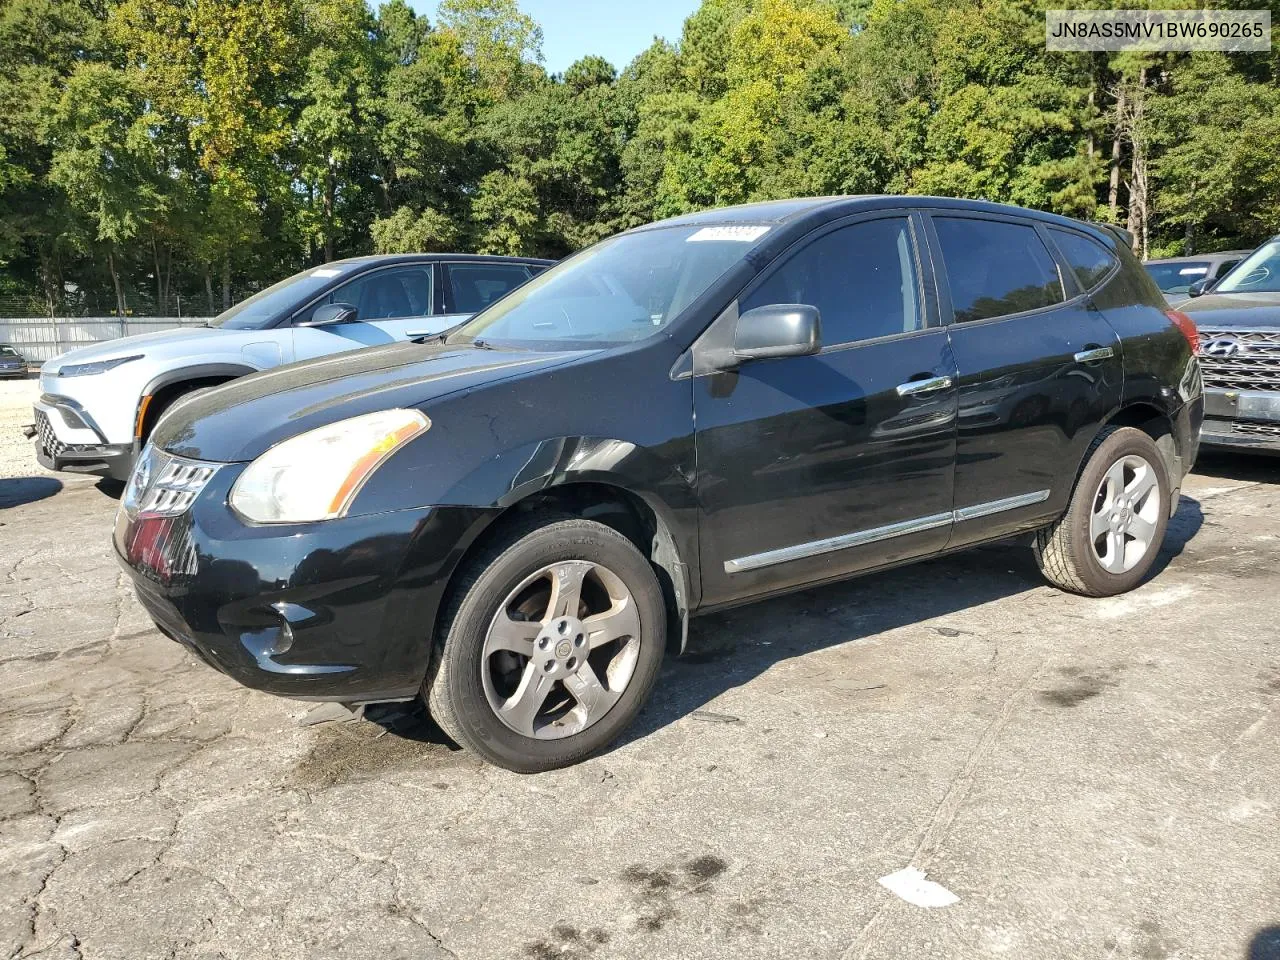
47,64,160,316
437,0,544,100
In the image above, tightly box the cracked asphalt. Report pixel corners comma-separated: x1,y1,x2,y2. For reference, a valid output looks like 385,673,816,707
2,384,1279,958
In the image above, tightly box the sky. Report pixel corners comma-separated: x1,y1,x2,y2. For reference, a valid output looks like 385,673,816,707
418,0,700,76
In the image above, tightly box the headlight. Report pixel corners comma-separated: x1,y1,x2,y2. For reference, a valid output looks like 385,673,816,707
229,409,430,524
57,354,143,377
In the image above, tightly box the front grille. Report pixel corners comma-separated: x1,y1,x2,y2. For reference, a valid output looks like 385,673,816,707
1235,420,1280,439
34,409,64,456
1198,328,1280,392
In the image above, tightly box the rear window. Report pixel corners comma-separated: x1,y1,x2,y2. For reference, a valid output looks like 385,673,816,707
447,264,532,314
1144,261,1209,294
1049,228,1117,291
935,218,1065,323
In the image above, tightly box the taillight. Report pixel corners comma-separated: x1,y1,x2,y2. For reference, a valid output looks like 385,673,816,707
1166,309,1200,355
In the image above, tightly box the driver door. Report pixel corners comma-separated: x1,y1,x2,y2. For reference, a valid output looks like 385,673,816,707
693,214,959,607
291,263,436,362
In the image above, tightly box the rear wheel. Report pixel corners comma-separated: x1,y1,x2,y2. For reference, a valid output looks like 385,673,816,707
1034,426,1170,597
426,516,666,772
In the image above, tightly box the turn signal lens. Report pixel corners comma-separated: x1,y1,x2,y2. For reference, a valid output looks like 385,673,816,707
229,409,430,524
1166,309,1200,355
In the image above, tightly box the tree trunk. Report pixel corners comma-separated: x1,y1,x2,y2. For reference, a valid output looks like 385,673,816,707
152,236,165,315
323,164,336,262
162,244,172,314
1125,69,1148,257
1108,85,1125,219
204,267,215,315
1086,84,1096,160
221,257,231,310
108,247,128,317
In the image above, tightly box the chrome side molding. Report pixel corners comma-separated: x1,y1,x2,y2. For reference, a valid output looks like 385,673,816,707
953,488,1051,522
724,489,1051,573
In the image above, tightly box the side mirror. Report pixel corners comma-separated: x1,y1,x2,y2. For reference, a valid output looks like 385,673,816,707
1186,279,1208,298
299,302,358,326
733,304,822,362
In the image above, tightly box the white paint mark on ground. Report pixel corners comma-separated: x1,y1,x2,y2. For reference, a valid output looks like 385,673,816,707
878,867,960,908
1092,583,1195,620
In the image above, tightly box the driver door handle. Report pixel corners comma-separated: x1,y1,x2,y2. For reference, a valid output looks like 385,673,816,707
1074,346,1114,363
896,375,954,397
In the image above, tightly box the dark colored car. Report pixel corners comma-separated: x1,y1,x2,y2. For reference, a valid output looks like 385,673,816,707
1180,236,1280,453
0,344,26,378
1145,251,1251,299
115,197,1203,772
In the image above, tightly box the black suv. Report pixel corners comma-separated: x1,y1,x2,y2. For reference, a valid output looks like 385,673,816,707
115,197,1204,772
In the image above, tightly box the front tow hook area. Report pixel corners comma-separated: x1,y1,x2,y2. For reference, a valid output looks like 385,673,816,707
20,423,36,439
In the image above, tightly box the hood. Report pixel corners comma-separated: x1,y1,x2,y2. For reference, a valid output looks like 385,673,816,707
48,326,222,368
152,340,590,463
1181,291,1280,329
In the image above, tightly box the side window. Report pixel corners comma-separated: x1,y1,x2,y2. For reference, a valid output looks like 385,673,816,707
935,218,1065,323
1215,258,1241,279
446,263,533,314
295,266,433,323
1048,228,1118,291
742,217,922,345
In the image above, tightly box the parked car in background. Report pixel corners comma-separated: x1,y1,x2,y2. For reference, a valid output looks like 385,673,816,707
1181,236,1280,454
0,344,26,378
1145,250,1251,299
27,254,551,479
114,196,1202,772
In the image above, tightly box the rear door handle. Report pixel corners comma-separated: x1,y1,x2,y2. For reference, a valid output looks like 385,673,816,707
1074,346,1114,363
896,375,954,397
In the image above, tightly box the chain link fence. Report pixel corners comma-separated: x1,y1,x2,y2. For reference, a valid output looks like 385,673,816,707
0,317,214,366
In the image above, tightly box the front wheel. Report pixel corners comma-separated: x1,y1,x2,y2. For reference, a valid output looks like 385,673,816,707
426,516,666,772
1034,426,1171,597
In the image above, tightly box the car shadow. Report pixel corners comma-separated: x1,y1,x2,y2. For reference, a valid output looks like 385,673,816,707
1193,450,1278,483
618,494,1205,750
0,476,62,509
1251,926,1280,960
355,496,1206,762
95,478,125,500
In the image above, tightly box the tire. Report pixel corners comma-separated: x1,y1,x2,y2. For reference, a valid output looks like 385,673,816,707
425,515,666,773
1034,426,1171,597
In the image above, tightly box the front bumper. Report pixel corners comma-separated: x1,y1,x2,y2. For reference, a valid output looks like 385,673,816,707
1200,388,1280,454
31,396,136,480
113,462,498,701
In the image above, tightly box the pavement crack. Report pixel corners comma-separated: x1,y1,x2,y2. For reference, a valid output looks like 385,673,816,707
839,658,1048,960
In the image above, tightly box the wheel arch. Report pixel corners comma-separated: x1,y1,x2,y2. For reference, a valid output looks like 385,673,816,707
1098,401,1182,516
437,478,695,656
136,364,257,441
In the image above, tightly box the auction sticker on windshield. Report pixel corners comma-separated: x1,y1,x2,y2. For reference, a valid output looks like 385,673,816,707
687,226,770,243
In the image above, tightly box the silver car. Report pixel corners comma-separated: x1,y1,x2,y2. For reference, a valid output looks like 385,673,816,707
29,254,550,479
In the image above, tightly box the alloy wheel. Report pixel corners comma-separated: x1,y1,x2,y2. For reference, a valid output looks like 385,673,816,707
480,560,642,739
1090,453,1161,574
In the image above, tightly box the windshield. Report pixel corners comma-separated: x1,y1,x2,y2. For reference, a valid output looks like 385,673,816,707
1214,241,1280,293
1144,261,1209,295
449,224,769,348
209,265,357,330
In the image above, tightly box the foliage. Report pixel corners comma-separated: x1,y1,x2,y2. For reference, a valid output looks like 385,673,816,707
1,0,1278,315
